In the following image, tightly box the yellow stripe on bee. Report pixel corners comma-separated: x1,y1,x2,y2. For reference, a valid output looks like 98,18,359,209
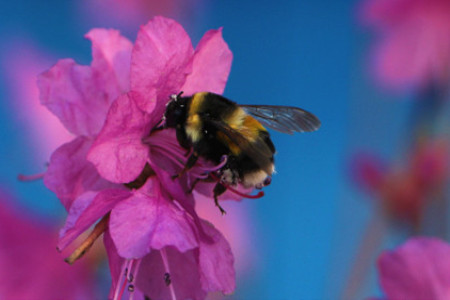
186,114,202,142
231,115,266,142
225,107,247,129
185,93,208,143
224,108,266,140
189,92,208,115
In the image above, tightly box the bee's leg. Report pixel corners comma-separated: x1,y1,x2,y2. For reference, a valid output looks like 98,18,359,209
172,152,198,179
150,119,164,133
184,147,192,157
213,183,227,215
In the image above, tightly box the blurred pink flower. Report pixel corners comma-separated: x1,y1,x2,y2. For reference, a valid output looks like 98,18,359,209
360,0,450,90
0,191,98,299
1,41,73,164
375,237,450,299
79,0,200,33
352,140,448,225
39,16,238,299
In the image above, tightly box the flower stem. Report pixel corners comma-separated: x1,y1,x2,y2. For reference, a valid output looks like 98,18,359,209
64,214,109,264
113,259,129,300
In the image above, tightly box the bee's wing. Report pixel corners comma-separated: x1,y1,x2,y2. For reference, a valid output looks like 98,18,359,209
241,105,321,134
206,119,274,174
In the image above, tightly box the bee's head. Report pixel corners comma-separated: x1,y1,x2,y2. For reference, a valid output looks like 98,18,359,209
164,92,186,128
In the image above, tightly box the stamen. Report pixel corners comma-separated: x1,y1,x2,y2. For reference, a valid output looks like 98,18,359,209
209,173,265,199
17,172,45,181
160,248,177,300
128,259,142,300
126,260,134,282
197,155,228,172
113,260,129,300
64,214,109,264
144,132,227,179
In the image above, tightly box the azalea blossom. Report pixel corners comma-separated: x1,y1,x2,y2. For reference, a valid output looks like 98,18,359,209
352,140,448,226
374,237,450,299
39,16,241,299
0,191,98,299
360,0,450,90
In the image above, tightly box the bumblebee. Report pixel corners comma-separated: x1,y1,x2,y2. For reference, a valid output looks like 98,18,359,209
163,92,320,214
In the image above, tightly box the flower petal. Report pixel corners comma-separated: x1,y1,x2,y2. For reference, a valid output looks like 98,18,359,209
57,188,130,251
378,237,450,299
181,28,233,96
44,136,114,210
87,93,151,183
149,159,214,244
103,229,125,299
86,28,133,94
38,59,105,136
136,247,206,300
130,16,194,120
38,29,131,136
198,220,236,294
109,179,198,258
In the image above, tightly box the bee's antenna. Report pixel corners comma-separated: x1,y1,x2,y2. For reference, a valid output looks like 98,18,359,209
170,91,184,103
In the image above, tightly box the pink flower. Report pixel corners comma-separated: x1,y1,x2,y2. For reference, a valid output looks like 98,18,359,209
360,0,450,90
0,191,98,299
352,140,448,225
375,237,450,299
38,28,132,210
39,16,237,299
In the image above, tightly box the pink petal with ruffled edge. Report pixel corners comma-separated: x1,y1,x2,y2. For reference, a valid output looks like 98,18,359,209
378,237,450,299
57,188,130,251
38,59,104,136
44,136,115,210
109,178,198,258
181,28,233,96
148,159,215,244
38,30,132,136
131,16,194,120
87,92,151,183
86,28,132,94
198,220,235,294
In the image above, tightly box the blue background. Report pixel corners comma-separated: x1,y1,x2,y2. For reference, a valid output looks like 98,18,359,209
0,0,408,299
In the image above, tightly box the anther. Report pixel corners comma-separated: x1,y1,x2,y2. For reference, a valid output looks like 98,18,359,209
164,272,171,286
128,284,135,292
